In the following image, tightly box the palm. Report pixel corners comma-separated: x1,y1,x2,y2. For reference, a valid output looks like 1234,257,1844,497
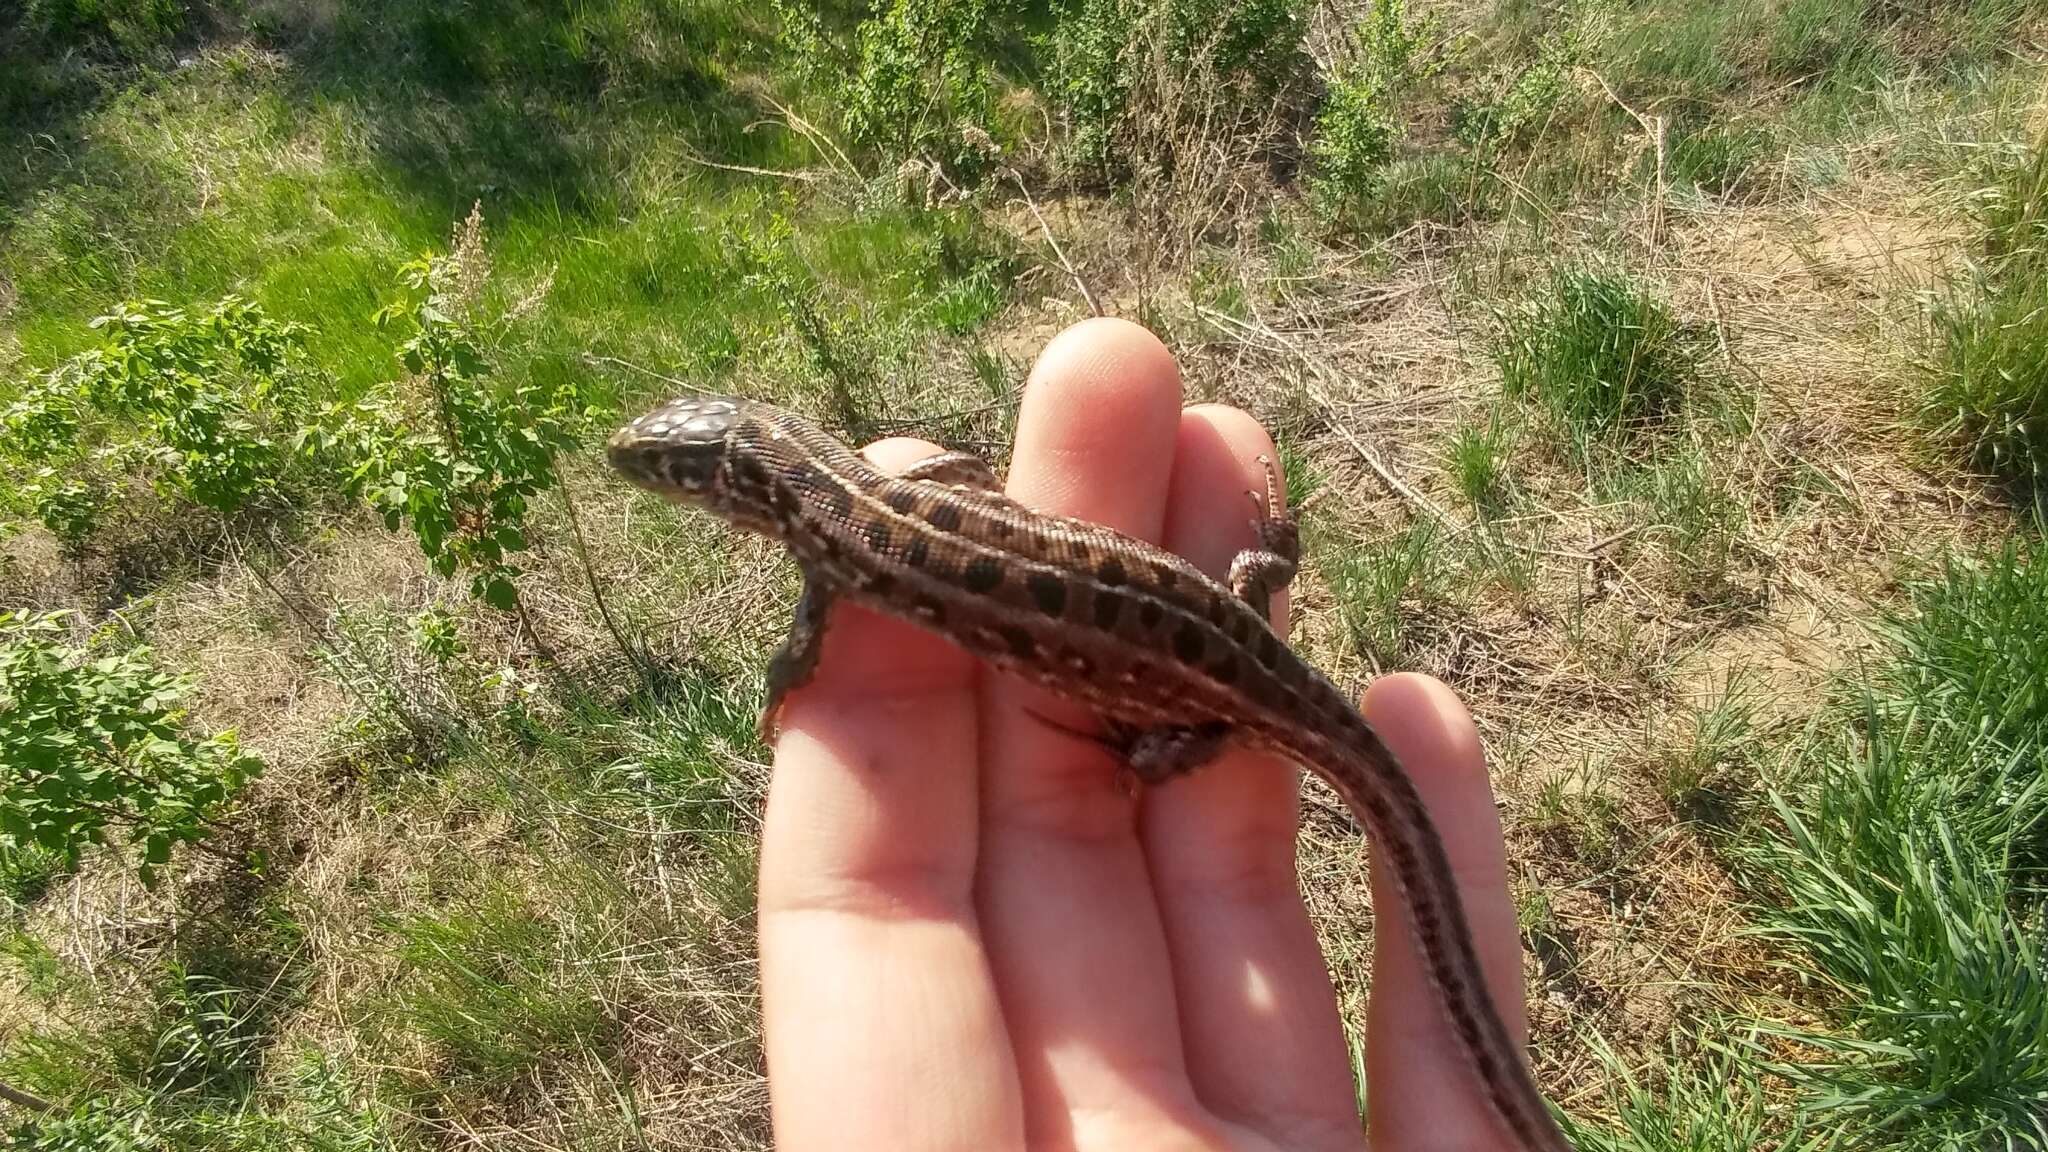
757,318,1528,1152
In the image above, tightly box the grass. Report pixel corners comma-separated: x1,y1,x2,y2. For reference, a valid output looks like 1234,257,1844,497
4,0,2048,1147
1922,132,2048,487
1494,267,1705,453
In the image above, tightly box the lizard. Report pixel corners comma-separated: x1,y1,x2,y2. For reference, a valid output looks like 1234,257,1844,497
607,394,1570,1152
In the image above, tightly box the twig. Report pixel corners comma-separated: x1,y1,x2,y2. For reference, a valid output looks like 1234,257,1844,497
582,354,705,396
1010,171,1099,316
750,88,859,179
1322,409,1459,530
0,1079,54,1115
679,151,821,184
554,463,653,696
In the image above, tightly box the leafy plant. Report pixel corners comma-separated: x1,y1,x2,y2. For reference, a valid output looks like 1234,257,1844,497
1044,0,1312,179
0,297,315,549
776,0,1000,179
0,611,260,887
1308,0,1445,224
311,208,580,630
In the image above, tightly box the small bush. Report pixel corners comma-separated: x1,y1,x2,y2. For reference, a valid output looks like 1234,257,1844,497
0,296,318,550
1044,0,1312,181
1307,0,1440,222
1495,268,1704,448
0,611,260,887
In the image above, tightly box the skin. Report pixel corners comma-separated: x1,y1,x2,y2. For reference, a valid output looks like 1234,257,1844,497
757,317,1527,1151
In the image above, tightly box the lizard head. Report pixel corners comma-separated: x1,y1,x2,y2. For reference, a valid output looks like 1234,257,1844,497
607,396,745,510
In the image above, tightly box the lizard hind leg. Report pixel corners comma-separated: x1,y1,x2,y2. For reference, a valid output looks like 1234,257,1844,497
899,450,1003,491
1227,454,1301,619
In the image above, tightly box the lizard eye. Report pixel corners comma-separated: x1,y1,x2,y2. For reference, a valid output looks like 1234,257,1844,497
608,397,740,499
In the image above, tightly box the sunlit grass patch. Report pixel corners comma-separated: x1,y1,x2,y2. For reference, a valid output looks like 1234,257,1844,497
1494,267,1706,455
1735,540,2048,1144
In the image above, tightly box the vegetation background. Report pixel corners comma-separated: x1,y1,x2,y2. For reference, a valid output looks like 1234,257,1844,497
1,0,2045,1147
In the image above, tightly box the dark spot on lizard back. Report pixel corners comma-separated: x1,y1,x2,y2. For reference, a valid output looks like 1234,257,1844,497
823,485,855,521
734,453,768,487
962,556,1004,594
1208,653,1240,684
905,536,930,569
925,502,963,532
1138,598,1164,630
886,487,919,514
1204,595,1229,626
1097,557,1127,586
1091,590,1124,629
1172,620,1206,664
1025,571,1069,616
855,517,894,553
1150,562,1179,588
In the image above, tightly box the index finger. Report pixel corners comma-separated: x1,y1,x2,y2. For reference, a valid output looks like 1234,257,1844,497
757,437,1023,1152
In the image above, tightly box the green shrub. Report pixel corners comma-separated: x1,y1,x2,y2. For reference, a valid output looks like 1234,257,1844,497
309,208,582,619
1495,268,1703,448
777,0,999,179
1309,72,1398,203
0,611,260,888
1307,0,1439,220
0,297,317,550
1044,0,1312,180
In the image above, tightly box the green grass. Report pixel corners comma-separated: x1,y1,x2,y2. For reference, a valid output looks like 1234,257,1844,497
1922,134,2048,487
1495,267,1705,453
1733,541,2048,1145
5,1,2048,1147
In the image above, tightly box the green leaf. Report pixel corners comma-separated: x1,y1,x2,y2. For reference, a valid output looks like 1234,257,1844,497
482,575,518,611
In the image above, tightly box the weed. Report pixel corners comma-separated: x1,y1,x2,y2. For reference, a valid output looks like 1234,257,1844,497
1321,519,1447,668
1495,267,1705,453
1923,271,2048,485
1658,670,1762,826
1445,407,1517,515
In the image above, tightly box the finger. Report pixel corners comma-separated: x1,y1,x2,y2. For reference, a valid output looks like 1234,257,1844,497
977,318,1214,1144
1361,674,1526,1152
759,437,1022,1152
1141,406,1361,1148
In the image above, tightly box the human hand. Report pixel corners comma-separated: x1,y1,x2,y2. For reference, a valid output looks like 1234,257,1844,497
757,317,1531,1150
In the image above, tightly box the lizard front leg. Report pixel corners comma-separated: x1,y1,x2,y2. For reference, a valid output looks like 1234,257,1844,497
759,572,840,742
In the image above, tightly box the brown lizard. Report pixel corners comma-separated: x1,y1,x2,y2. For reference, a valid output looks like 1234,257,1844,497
608,394,1570,1152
